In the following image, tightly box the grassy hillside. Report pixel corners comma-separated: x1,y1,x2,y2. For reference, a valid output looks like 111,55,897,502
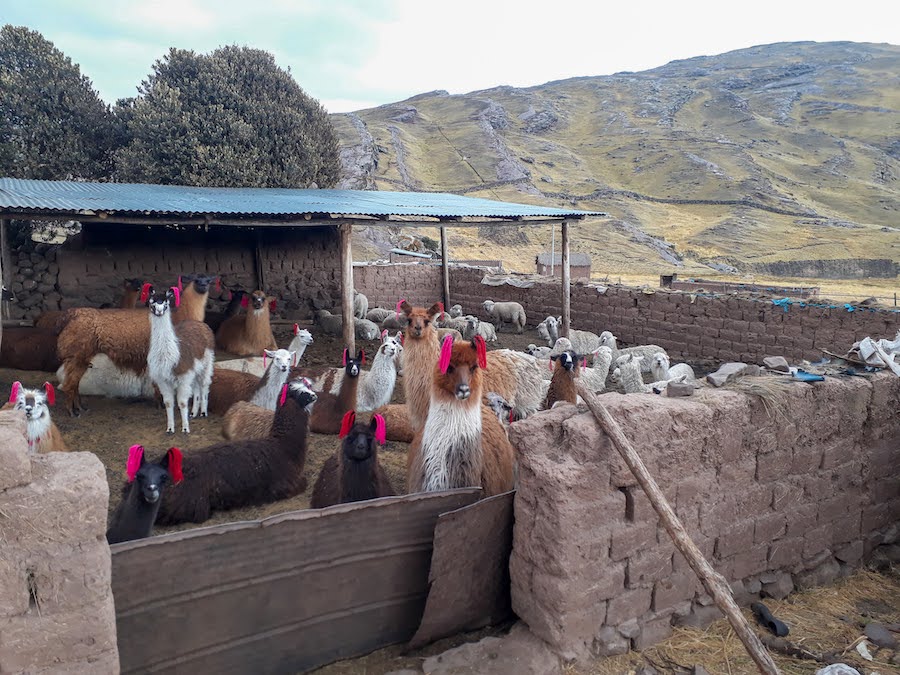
333,41,900,299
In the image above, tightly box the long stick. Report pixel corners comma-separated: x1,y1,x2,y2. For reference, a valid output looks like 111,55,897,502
339,222,355,356
575,383,781,675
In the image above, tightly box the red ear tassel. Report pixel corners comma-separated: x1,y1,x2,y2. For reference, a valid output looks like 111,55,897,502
582,357,587,369
338,410,356,439
170,286,181,307
43,381,55,406
293,323,300,336
215,277,221,292
9,380,21,403
269,299,277,312
437,301,445,321
374,414,386,445
167,447,184,483
263,351,268,370
241,295,249,308
361,350,366,365
279,384,288,407
177,276,183,292
509,409,514,424
140,283,152,304
438,334,454,374
125,445,143,482
342,348,348,366
473,334,487,369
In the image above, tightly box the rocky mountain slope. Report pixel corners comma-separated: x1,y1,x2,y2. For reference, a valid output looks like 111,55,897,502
332,41,900,282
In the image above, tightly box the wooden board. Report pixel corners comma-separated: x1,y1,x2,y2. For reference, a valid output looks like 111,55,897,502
408,491,515,649
111,489,480,674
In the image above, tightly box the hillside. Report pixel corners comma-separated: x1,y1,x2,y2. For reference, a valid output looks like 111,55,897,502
331,41,900,292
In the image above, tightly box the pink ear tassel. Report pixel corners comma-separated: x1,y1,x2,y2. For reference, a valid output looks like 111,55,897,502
374,414,386,445
292,352,298,367
9,381,21,403
177,276,183,292
43,382,55,406
263,351,268,370
279,384,288,407
473,335,487,369
582,357,587,369
395,298,406,320
342,348,348,366
241,295,249,308
293,323,300,336
125,445,144,482
170,286,181,307
548,359,554,371
140,283,152,304
438,334,454,374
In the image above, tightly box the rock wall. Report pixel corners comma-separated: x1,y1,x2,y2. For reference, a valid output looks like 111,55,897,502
750,258,899,279
507,373,900,661
0,411,119,672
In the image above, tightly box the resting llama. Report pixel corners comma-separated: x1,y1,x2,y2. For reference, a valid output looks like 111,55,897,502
216,290,278,356
107,446,182,544
407,335,514,498
4,381,68,453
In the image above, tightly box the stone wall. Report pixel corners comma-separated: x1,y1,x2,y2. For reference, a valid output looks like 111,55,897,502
507,372,900,661
0,411,119,672
6,222,341,320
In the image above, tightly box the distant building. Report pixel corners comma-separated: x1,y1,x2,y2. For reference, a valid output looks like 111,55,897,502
536,252,591,280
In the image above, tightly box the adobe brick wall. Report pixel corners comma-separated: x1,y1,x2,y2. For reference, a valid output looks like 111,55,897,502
506,373,900,661
353,262,443,311
0,411,119,672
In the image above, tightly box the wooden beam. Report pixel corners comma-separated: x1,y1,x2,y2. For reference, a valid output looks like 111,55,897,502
339,223,355,356
0,218,6,352
560,220,571,338
575,383,781,675
440,226,450,312
253,228,266,292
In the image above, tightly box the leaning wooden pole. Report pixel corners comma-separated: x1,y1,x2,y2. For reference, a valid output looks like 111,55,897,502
560,220,571,338
440,226,450,313
575,383,781,675
339,223,356,356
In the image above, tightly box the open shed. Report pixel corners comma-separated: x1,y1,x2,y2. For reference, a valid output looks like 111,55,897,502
0,178,605,352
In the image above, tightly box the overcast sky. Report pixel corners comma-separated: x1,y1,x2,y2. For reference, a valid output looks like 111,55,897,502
4,0,897,113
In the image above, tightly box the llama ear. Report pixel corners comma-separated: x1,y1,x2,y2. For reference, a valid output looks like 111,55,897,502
262,351,268,369
125,445,144,482
398,299,410,317
140,283,152,304
9,381,21,403
241,295,250,308
215,276,221,292
269,299,277,312
177,275,183,292
472,335,487,369
342,348,348,366
42,382,55,406
438,334,454,374
357,349,365,364
427,302,443,319
381,329,388,341
338,410,356,439
372,414,386,445
279,384,289,407
169,286,181,307
294,323,300,336
165,447,184,483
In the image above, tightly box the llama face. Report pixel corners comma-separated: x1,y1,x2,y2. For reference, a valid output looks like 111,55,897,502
190,274,216,294
288,378,318,411
148,289,176,317
343,425,375,462
652,352,669,371
401,301,442,339
434,341,482,402
486,392,513,424
124,278,143,292
264,349,294,373
293,327,314,346
599,331,616,349
249,290,267,311
551,350,579,372
13,387,49,422
134,462,171,504
343,350,364,377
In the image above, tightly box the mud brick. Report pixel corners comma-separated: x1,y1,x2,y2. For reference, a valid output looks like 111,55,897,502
715,521,755,558
834,540,864,564
818,494,855,524
784,504,818,538
821,440,856,470
791,445,824,474
606,587,653,625
768,536,804,569
756,450,792,482
831,513,861,546
754,512,787,543
653,572,700,611
611,523,657,561
627,547,673,589
633,612,674,651
803,523,833,558
871,478,900,503
728,544,769,580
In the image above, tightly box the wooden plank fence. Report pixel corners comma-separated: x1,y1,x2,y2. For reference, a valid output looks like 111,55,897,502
111,489,481,674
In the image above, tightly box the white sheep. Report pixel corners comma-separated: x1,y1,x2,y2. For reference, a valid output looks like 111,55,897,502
448,304,464,319
355,317,380,341
525,343,552,358
650,352,695,383
462,315,498,343
366,307,393,323
536,316,561,346
314,309,343,335
482,300,526,333
599,331,666,374
353,290,369,320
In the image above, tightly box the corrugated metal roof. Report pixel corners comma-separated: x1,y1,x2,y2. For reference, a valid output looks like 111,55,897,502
0,178,605,221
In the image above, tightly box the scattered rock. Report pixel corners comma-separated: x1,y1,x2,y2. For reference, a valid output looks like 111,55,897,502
666,381,696,397
763,356,790,372
864,622,898,649
706,362,750,387
421,623,561,675
761,572,794,600
618,619,641,639
692,667,712,675
815,665,861,675
795,558,840,590
591,627,629,657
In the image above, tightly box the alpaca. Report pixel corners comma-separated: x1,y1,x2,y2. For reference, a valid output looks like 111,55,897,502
146,286,215,433
615,353,651,393
583,345,613,392
544,350,583,408
536,316,562,346
204,289,247,333
599,331,667,374
4,381,68,453
650,352,696,382
407,335,514,498
310,412,395,508
154,379,317,525
216,290,278,356
486,392,516,428
106,446,182,544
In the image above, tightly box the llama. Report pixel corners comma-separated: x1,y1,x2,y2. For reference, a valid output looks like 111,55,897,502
174,274,217,323
215,290,278,356
583,345,613,392
599,331,667,374
154,379,318,525
310,412,395,508
407,335,514,498
400,300,444,431
207,348,295,416
221,376,314,441
57,354,157,399
4,381,68,453
0,327,62,372
146,286,215,433
486,391,516,428
371,403,415,443
544,350,583,408
482,300,526,333
118,278,145,309
214,324,313,378
106,446,182,544
615,353,651,393
204,289,247,333
309,350,364,434
650,352,696,382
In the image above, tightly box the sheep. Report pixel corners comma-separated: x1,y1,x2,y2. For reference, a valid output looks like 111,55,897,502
544,350,583,409
436,327,463,343
366,307,393,324
216,289,277,356
3,381,68,453
536,316,561,346
146,287,216,434
353,290,369,320
309,412,395,508
599,331,667,374
314,309,376,338
371,403,415,443
650,352,696,383
407,335,514,498
106,446,182,544
0,327,62,371
482,300,526,333
525,344,552,358
154,379,318,525
448,304,464,319
355,317,380,341
615,353,651,394
462,315,498,343
55,276,213,416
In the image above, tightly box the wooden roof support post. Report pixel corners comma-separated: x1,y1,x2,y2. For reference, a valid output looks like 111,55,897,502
253,228,266,293
440,226,450,313
0,218,6,350
561,219,571,338
575,382,781,675
339,222,356,356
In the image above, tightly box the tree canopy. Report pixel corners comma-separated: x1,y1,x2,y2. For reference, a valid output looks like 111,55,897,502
0,25,120,180
115,46,341,188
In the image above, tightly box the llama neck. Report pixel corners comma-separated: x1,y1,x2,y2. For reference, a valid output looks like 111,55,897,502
25,413,52,451
403,330,439,430
111,484,162,542
340,454,380,503
244,307,271,343
250,366,290,409
287,335,309,360
178,288,208,322
148,312,180,376
420,396,483,492
120,288,140,308
358,350,396,409
650,362,669,381
338,370,360,410
271,398,310,454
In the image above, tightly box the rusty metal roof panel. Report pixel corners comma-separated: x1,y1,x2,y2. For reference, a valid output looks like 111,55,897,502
0,178,605,220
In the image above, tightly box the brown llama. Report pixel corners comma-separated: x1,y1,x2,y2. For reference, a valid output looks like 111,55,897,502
310,411,395,508
407,335,514,498
309,349,363,434
544,349,583,409
215,289,278,356
371,403,415,443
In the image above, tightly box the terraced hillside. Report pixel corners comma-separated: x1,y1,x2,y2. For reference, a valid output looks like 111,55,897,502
332,41,900,294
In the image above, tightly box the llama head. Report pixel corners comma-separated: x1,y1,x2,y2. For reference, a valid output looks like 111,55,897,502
147,287,179,316
293,325,314,345
125,445,182,505
449,304,463,318
285,378,317,411
433,335,486,404
651,352,670,371
9,381,55,421
341,349,364,376
248,290,267,311
401,301,442,340
591,345,613,366
339,413,385,463
486,392,514,426
124,278,143,292
185,274,216,295
264,349,294,374
599,331,616,349
550,350,581,372
549,337,573,356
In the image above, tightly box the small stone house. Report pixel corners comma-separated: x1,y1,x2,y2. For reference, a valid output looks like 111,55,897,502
536,252,591,280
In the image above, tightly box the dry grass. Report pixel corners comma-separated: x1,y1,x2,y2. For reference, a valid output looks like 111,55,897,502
721,374,795,423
